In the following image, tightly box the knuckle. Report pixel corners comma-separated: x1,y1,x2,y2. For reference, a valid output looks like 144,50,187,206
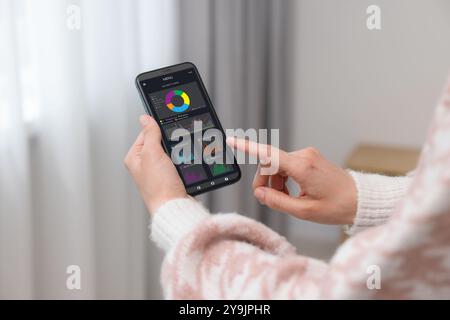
296,147,321,171
124,158,136,173
296,157,314,175
303,147,319,158
265,192,279,208
302,156,314,167
123,155,131,168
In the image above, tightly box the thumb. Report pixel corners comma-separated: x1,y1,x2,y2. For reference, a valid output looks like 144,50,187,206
254,186,316,219
140,114,157,129
139,115,164,157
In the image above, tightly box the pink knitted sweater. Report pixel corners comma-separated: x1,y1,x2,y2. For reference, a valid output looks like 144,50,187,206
150,77,450,299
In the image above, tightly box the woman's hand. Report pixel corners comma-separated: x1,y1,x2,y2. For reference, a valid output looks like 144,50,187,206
226,137,357,225
124,115,187,215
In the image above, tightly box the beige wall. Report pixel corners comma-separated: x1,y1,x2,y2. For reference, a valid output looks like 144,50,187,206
287,0,450,259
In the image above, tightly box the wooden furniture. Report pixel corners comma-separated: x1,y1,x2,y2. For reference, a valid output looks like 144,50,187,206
345,144,421,177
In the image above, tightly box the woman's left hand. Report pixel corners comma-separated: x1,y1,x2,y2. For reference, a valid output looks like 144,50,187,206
124,115,187,215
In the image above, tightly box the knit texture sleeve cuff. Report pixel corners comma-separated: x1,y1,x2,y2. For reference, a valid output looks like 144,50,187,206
150,198,210,251
345,171,410,236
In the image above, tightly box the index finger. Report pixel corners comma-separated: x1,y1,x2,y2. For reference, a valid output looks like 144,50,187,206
226,137,293,175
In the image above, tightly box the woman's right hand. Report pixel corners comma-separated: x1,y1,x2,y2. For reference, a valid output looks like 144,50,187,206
226,137,357,225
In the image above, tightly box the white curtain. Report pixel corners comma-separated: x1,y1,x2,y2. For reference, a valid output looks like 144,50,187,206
1,0,299,299
0,0,179,299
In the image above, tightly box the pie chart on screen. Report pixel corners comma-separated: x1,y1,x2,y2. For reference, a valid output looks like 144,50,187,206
165,90,190,113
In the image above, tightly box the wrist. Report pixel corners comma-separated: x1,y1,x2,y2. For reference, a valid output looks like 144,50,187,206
151,197,210,251
343,170,358,225
145,193,189,216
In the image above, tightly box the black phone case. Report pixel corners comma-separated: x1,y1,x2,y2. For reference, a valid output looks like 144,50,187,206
135,62,241,196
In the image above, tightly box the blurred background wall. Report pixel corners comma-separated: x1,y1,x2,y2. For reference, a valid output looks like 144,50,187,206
287,0,450,258
0,0,449,299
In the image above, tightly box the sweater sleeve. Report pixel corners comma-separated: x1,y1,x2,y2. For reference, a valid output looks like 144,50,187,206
149,172,411,298
344,170,411,235
150,198,328,299
150,197,210,251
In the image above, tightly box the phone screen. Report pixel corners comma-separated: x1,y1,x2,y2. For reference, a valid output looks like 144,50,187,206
136,63,241,196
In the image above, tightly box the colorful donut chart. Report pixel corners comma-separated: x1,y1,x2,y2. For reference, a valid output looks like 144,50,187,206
165,90,190,113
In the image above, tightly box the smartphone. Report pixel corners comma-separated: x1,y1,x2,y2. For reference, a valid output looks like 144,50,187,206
135,62,241,196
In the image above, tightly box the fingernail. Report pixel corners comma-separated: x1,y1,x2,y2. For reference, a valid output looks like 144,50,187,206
254,188,265,204
140,115,150,126
260,157,271,165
